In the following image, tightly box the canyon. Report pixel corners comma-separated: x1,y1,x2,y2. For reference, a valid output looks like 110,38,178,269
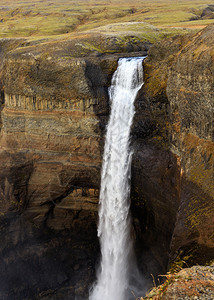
0,24,213,299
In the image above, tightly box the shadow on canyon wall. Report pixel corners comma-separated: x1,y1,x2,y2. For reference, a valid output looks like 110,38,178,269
0,25,213,299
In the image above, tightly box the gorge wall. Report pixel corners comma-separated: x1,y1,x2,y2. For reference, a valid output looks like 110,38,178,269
134,25,214,274
0,25,213,299
0,38,115,299
145,24,214,268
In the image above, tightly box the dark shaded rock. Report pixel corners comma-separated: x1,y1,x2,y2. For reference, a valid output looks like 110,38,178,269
0,23,213,299
166,24,214,267
0,212,98,300
131,141,180,284
0,35,148,298
132,25,214,271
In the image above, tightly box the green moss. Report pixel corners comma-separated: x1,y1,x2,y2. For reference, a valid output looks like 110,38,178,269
205,260,214,266
188,164,214,198
0,0,213,39
170,251,193,272
75,41,103,53
186,196,213,230
170,243,214,270
131,186,148,210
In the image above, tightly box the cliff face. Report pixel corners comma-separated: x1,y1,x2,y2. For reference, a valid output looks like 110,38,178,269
139,24,214,269
0,41,117,222
0,37,150,298
0,37,148,226
167,24,214,267
0,39,118,299
0,26,213,298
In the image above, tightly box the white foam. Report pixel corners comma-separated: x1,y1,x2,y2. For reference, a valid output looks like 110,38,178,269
90,57,145,300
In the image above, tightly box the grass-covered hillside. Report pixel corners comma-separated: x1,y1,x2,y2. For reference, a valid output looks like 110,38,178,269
0,0,213,42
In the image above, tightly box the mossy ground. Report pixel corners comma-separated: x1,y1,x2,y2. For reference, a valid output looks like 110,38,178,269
141,264,214,299
0,0,213,43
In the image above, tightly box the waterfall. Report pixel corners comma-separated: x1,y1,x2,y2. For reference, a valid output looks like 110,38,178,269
90,57,145,300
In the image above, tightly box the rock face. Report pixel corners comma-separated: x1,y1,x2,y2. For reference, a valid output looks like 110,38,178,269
143,264,214,299
167,25,214,267
1,57,103,219
0,36,149,298
141,24,214,269
0,26,213,298
0,38,116,299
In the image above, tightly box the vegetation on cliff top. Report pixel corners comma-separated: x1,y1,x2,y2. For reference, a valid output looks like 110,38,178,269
0,0,213,43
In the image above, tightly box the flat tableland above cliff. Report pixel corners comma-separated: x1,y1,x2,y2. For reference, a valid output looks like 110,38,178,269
0,0,213,43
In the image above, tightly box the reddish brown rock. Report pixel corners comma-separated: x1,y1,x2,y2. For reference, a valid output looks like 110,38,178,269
167,24,214,267
0,25,213,299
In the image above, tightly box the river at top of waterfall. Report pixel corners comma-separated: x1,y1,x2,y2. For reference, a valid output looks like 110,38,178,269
89,57,145,300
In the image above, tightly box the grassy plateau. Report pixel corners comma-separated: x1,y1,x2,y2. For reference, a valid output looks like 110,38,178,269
0,0,213,43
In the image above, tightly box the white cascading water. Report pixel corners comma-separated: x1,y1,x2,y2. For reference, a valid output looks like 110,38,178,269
89,57,145,300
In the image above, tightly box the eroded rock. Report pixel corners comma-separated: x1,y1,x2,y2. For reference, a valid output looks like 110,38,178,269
0,25,213,298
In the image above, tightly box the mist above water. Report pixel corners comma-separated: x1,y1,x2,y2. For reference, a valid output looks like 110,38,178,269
90,57,145,300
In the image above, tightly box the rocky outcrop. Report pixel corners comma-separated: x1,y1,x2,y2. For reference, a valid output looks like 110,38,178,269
0,36,149,298
128,24,213,294
143,264,214,299
0,57,102,224
141,24,214,269
167,25,214,267
0,38,112,299
0,35,148,229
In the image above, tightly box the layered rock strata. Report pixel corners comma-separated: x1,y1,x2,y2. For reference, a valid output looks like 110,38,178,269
0,36,150,298
167,25,214,267
0,25,213,298
0,39,116,299
140,24,214,269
